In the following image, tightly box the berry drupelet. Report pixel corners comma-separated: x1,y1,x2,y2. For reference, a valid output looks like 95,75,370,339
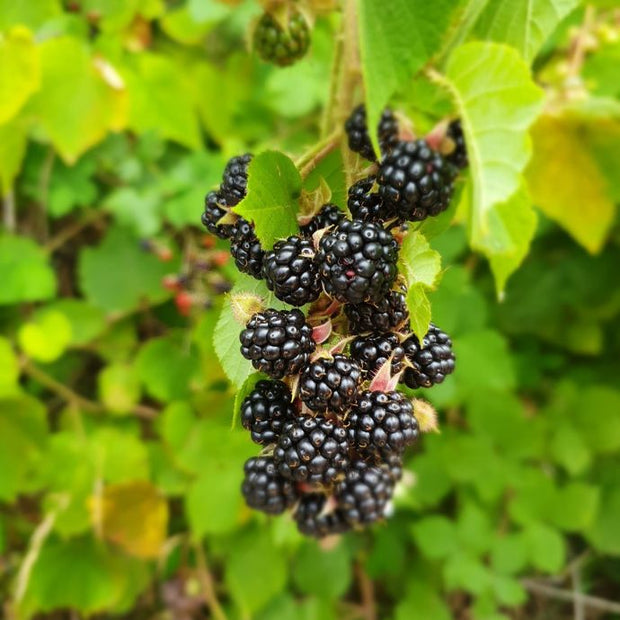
274,415,350,485
316,219,399,304
345,290,409,334
262,236,321,306
242,456,299,515
299,203,345,238
240,380,296,446
401,323,455,389
347,390,418,458
299,354,363,414
240,308,316,379
377,139,456,222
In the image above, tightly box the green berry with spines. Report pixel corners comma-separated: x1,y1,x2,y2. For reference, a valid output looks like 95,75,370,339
253,9,311,67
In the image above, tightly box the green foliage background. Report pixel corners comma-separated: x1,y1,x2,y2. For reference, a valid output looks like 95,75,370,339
1,0,620,618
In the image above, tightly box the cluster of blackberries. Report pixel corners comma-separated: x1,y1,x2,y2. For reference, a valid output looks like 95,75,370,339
202,106,465,536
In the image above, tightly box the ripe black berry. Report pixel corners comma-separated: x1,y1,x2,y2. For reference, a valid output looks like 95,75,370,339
221,154,252,205
299,203,345,238
347,390,418,458
316,219,399,304
377,139,456,221
240,308,316,379
240,380,296,445
446,119,468,169
230,218,264,279
345,290,409,334
274,415,349,485
241,456,299,515
253,10,310,67
350,333,406,378
294,494,350,538
201,191,235,240
384,453,404,483
299,354,363,414
262,236,321,307
335,461,394,526
401,323,455,389
344,105,398,162
347,176,396,223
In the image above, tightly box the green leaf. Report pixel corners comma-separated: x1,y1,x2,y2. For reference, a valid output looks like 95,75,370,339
399,231,441,340
395,580,452,620
524,523,566,572
444,553,491,594
18,310,72,363
551,483,599,532
550,424,591,475
98,363,141,415
227,530,288,615
0,0,61,31
27,36,125,162
358,0,463,153
302,149,347,209
491,575,526,606
104,187,162,237
490,534,528,575
411,516,457,559
293,541,352,599
0,116,28,194
233,151,302,248
0,26,40,124
473,0,579,63
0,337,19,397
78,226,172,314
587,486,620,555
125,52,201,150
571,386,620,454
526,114,617,253
48,156,98,217
0,234,56,304
438,42,544,284
18,535,149,617
136,333,200,402
0,395,47,501
44,299,106,345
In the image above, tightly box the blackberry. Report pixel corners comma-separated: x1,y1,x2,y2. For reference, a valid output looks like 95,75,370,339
241,456,298,515
201,191,235,240
377,139,456,222
347,176,396,223
344,105,398,162
299,354,363,414
446,119,468,169
240,308,316,379
347,390,418,458
253,10,310,67
401,323,455,389
299,203,344,238
230,218,264,279
345,290,409,334
262,236,321,307
384,453,404,483
221,153,252,205
240,380,296,445
274,415,349,485
335,461,394,526
350,333,406,378
316,219,399,304
294,494,351,538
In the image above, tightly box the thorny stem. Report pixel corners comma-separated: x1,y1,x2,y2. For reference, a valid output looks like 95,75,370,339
295,130,342,179
194,542,229,620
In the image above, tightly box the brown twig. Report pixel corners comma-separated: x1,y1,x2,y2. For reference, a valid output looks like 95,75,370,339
44,209,108,254
522,578,620,614
2,190,16,233
194,542,228,620
355,562,377,620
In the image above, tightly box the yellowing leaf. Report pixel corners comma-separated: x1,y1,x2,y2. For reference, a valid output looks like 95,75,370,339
0,26,39,124
0,337,19,397
27,36,126,162
0,117,29,195
527,115,616,253
18,310,72,363
90,480,168,559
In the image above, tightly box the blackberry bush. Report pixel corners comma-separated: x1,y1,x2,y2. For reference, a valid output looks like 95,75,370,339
253,10,310,67
239,309,316,379
402,323,456,389
316,218,399,304
262,235,321,306
240,380,296,445
377,139,456,221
